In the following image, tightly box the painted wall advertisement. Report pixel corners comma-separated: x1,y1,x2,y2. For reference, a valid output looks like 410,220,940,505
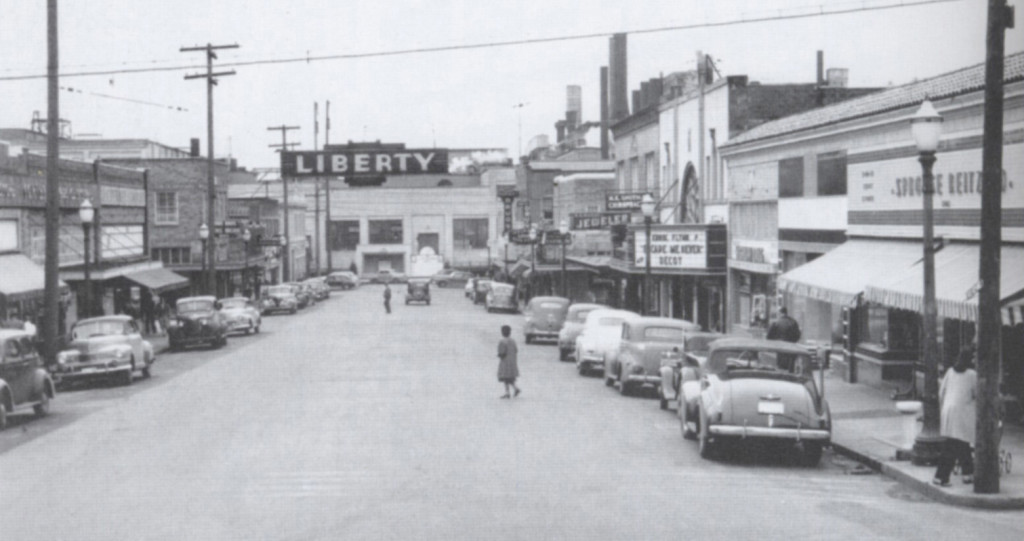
634,228,707,269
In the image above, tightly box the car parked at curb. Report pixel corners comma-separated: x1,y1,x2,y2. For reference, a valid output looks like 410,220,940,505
288,282,314,308
262,284,299,315
485,282,518,313
557,303,607,361
679,337,831,466
1,329,56,429
611,317,701,397
217,297,262,335
302,277,331,301
522,296,570,344
53,315,155,387
573,309,638,376
371,269,407,284
326,270,359,290
167,296,228,350
432,269,472,288
657,331,722,410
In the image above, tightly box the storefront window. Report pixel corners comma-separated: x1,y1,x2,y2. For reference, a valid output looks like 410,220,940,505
453,218,488,249
859,304,920,353
368,220,403,244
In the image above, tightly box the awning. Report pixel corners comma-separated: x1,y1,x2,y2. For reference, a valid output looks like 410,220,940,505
1005,297,1024,326
777,240,924,306
123,267,190,294
0,253,68,302
864,243,1024,322
508,260,530,279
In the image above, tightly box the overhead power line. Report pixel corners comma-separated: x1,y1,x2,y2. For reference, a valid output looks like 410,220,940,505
59,85,189,111
0,0,959,82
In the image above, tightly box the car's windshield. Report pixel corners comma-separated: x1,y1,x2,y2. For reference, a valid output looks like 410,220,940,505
267,286,292,296
572,308,596,322
178,300,214,313
684,335,719,354
711,348,813,375
491,284,514,294
219,299,248,310
72,320,125,339
538,302,564,310
643,326,683,342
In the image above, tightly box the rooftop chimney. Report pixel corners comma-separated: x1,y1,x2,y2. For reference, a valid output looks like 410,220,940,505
190,138,200,157
566,85,582,129
600,66,610,159
609,34,629,122
631,90,641,115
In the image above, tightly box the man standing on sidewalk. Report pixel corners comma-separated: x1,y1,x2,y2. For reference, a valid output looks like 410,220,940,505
767,306,802,371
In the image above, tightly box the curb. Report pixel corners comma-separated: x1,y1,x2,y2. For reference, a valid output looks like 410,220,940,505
832,442,1024,510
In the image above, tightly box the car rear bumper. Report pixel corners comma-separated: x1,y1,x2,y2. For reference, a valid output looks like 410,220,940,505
53,363,131,381
708,425,831,441
623,374,661,386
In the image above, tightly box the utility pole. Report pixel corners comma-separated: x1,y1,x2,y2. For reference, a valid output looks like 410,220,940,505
181,42,238,297
324,100,333,272
314,102,321,276
43,0,60,366
268,125,300,283
976,0,1014,495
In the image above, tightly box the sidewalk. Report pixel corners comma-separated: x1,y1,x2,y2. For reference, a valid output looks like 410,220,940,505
825,370,1024,509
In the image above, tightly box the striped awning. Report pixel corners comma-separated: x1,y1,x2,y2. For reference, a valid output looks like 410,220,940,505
864,243,1024,323
0,253,69,302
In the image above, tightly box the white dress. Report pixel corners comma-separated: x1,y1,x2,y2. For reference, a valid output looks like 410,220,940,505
939,368,976,445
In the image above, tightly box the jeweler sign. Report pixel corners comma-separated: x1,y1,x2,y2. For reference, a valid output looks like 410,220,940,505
634,229,707,269
570,212,631,230
280,149,449,177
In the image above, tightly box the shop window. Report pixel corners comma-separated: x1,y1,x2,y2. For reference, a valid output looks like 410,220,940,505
778,157,804,198
858,304,920,354
453,218,488,249
817,151,847,196
330,220,360,250
154,192,179,225
368,220,403,244
151,247,192,265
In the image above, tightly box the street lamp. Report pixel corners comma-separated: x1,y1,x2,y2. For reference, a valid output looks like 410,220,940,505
199,223,209,295
78,199,95,317
242,228,252,297
910,98,944,465
640,193,656,316
559,219,569,298
529,224,538,299
279,235,289,284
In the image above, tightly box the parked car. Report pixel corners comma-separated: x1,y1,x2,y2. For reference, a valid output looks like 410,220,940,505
557,303,607,361
522,296,570,344
53,315,155,387
326,270,359,290
303,277,331,301
217,297,262,335
287,282,313,308
167,296,229,350
405,278,431,305
371,269,407,284
485,283,518,313
658,331,722,410
611,317,701,397
0,329,55,429
262,284,299,315
472,279,493,305
573,308,638,376
432,269,473,288
679,337,831,466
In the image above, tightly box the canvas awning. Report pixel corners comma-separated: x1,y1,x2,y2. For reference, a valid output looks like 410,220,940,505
0,253,68,302
777,240,924,306
123,267,190,294
864,243,1024,323
1004,297,1024,327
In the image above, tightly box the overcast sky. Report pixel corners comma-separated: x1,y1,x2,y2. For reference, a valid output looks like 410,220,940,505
1,0,1020,169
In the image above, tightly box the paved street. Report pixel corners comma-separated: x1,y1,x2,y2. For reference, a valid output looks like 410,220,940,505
2,286,1022,540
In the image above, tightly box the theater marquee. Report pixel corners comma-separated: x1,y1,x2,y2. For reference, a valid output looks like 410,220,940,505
280,149,449,177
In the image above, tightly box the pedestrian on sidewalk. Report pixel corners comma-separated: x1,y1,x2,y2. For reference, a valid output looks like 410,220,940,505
383,283,392,314
767,306,802,371
933,348,977,487
497,325,520,399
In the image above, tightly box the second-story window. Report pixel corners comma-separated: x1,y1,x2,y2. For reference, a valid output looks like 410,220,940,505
778,157,804,198
155,192,179,225
368,219,403,244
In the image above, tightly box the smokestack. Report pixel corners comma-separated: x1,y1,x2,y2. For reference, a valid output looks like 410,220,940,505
640,81,650,109
631,90,641,115
650,78,664,104
600,66,609,159
816,50,825,107
609,34,629,121
555,121,566,143
566,85,582,129
190,138,200,157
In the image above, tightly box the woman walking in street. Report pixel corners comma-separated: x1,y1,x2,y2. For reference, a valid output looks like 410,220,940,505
497,325,520,399
933,349,977,487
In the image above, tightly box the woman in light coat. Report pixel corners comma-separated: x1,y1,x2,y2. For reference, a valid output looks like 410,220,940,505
933,349,977,486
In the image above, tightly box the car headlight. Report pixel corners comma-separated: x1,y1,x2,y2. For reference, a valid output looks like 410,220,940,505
167,319,182,327
198,317,210,325
56,350,78,365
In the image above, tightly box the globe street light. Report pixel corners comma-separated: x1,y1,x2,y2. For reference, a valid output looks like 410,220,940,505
242,228,252,297
279,234,289,284
199,223,209,295
529,224,538,300
910,99,944,465
640,193,656,316
559,219,569,298
78,199,95,317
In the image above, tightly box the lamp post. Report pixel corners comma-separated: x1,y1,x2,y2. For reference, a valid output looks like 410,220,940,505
529,224,538,299
503,232,510,279
910,99,944,465
640,193,656,316
199,223,209,296
559,219,569,298
242,228,252,297
279,235,289,284
79,199,95,317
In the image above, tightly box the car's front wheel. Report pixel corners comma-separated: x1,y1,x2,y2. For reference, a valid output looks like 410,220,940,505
0,403,7,431
121,364,134,386
681,402,697,440
34,389,51,417
698,405,716,459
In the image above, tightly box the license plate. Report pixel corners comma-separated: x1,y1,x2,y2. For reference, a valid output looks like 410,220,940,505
758,401,785,415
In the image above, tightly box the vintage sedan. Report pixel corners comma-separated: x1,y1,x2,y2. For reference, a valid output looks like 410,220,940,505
217,297,262,335
612,317,701,397
573,308,638,375
485,283,518,313
0,329,55,429
522,296,570,344
658,331,722,410
167,296,229,350
288,282,314,308
680,337,831,466
432,269,473,288
371,269,408,284
54,315,155,387
557,303,607,361
405,278,432,305
262,284,299,315
302,277,331,301
326,271,359,290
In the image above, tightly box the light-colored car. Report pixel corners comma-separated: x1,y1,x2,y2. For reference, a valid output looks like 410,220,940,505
611,317,701,397
573,308,638,376
262,284,299,315
372,269,407,284
658,331,722,410
485,283,518,313
432,269,473,288
54,315,155,386
326,271,359,290
522,296,570,344
557,303,607,361
217,297,262,335
0,329,55,429
680,337,831,466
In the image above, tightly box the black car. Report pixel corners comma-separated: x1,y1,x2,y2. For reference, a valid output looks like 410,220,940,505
406,278,431,305
167,296,229,350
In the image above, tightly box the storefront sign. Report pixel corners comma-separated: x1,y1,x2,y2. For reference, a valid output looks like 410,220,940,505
732,240,779,266
100,185,146,207
570,212,631,230
0,173,94,208
606,192,647,211
497,187,518,235
634,229,707,269
508,228,533,245
280,149,449,177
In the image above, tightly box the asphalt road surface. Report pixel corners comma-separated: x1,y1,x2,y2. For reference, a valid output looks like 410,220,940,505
2,286,1022,540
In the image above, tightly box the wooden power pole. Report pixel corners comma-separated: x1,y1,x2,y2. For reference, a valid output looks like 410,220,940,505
43,0,60,365
268,125,300,282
